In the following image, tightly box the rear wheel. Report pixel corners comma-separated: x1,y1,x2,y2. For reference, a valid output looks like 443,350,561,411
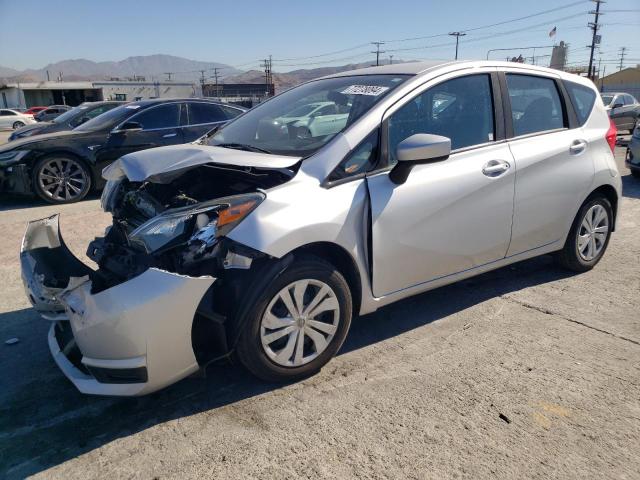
32,155,92,204
12,121,25,129
236,255,352,382
556,195,613,272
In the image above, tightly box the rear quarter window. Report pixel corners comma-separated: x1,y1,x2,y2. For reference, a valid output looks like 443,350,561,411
565,81,596,126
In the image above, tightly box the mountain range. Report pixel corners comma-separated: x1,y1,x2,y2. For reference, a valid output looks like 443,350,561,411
0,55,400,92
0,54,240,83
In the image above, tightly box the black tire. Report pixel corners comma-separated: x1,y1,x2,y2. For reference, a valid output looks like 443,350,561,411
32,155,92,204
12,121,25,129
555,195,613,272
236,254,352,382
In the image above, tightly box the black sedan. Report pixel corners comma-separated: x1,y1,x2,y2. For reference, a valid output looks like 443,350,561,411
9,101,126,142
0,98,245,203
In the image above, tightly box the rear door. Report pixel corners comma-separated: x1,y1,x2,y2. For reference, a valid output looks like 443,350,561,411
182,101,229,141
504,72,594,256
96,102,184,166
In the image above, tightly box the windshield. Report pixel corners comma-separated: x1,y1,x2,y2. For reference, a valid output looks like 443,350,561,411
74,104,136,132
601,94,614,106
209,74,410,157
53,105,85,124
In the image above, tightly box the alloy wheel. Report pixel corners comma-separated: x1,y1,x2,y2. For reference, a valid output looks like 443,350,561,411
37,158,88,202
260,279,340,367
577,204,609,261
13,121,25,129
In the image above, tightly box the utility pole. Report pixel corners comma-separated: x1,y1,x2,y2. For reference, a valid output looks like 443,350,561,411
164,72,173,81
212,67,221,98
587,0,604,80
199,70,206,96
261,56,273,97
389,55,394,65
46,70,50,81
449,32,467,60
371,41,385,66
618,47,627,71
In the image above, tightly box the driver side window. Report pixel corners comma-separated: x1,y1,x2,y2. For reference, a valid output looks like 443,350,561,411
387,74,495,165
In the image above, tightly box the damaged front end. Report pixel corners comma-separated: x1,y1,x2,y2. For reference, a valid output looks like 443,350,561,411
21,148,297,396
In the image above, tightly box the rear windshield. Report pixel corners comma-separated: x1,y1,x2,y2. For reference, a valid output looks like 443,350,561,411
566,82,597,126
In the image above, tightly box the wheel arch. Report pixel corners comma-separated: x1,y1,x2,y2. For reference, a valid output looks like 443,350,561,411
588,183,619,231
289,241,362,317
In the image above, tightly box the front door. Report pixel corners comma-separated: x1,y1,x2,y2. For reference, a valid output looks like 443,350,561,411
368,73,515,297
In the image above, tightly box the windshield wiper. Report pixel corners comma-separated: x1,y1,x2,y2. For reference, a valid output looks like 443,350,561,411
216,143,272,154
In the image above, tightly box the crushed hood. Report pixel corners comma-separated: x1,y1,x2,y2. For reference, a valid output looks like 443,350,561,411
103,144,301,183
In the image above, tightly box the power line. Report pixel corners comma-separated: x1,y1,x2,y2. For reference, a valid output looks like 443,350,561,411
253,1,590,69
383,0,588,43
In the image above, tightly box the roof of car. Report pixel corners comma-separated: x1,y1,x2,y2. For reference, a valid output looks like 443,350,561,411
322,60,593,86
120,98,247,112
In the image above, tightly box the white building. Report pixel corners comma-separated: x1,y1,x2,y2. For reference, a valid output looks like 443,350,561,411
0,80,197,109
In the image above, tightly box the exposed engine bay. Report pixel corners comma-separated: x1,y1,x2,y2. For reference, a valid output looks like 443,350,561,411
87,162,295,293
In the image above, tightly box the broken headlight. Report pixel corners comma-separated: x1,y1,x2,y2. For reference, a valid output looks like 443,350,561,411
100,179,122,212
128,192,264,253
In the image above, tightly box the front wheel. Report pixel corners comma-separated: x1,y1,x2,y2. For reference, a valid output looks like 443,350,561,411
555,195,613,272
236,255,352,382
13,121,25,129
32,155,92,204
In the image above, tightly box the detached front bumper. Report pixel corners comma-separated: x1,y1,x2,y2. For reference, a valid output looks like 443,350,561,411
21,214,215,396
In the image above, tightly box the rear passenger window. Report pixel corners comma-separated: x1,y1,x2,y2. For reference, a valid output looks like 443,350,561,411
506,74,565,136
565,81,596,126
188,103,226,124
388,74,495,159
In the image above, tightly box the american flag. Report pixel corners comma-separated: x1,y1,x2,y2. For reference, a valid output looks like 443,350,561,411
549,26,557,38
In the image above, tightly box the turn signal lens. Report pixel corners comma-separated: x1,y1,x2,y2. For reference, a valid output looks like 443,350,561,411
218,200,259,227
605,118,617,153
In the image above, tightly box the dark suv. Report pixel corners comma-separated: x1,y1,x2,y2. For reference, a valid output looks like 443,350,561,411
0,98,245,203
9,101,126,141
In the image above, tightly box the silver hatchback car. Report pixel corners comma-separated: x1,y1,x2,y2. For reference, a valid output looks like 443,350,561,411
21,61,622,396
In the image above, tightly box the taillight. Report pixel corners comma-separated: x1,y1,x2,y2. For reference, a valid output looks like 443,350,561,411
605,118,617,153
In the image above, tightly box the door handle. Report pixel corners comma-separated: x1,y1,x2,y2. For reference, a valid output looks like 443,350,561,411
162,132,177,138
482,160,510,177
569,139,587,154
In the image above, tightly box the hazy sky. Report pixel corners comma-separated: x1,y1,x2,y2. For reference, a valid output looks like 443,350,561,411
0,0,638,75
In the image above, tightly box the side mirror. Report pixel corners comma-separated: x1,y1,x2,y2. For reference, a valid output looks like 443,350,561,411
390,134,451,184
116,121,142,133
612,102,624,110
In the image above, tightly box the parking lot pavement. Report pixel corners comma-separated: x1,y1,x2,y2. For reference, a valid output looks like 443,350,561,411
0,130,12,144
1,147,639,479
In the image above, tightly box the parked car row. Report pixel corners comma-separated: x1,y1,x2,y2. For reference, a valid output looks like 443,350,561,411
18,61,623,396
0,98,245,203
9,101,125,141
